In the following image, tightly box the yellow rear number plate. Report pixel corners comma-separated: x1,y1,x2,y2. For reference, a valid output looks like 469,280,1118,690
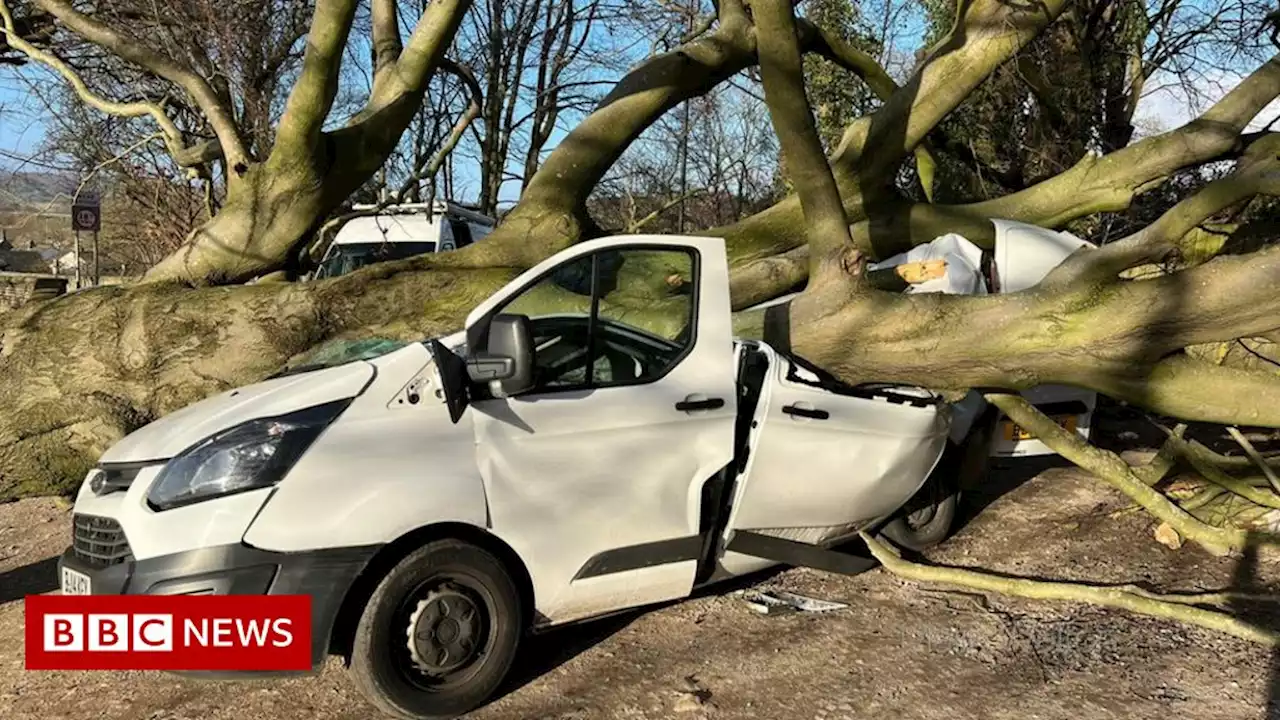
1003,414,1077,442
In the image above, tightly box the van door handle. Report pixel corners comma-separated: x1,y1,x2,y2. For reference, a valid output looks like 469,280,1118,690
676,397,725,412
782,404,829,420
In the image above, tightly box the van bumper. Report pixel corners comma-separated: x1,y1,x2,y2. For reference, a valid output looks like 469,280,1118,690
57,542,381,670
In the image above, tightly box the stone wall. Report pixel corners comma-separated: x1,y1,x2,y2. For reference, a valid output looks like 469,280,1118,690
0,272,69,313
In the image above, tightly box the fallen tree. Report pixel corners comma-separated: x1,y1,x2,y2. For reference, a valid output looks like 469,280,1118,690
4,0,1280,645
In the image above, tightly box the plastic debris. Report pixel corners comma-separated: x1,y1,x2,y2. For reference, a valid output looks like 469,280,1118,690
866,233,987,297
735,589,849,615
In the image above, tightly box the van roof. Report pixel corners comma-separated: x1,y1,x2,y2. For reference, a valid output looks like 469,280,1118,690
330,205,497,246
349,200,496,226
330,214,441,246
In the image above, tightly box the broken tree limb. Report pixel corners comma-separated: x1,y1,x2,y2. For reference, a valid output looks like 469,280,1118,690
1168,435,1280,511
985,394,1247,555
861,532,1280,646
1133,424,1186,486
1228,426,1280,495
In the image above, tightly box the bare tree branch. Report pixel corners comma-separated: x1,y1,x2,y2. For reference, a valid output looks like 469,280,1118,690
364,0,472,116
31,0,249,168
0,0,210,165
371,0,403,91
752,0,856,274
272,0,360,159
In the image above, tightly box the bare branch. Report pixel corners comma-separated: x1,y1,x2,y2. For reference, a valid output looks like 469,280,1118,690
1052,133,1280,284
309,58,483,264
796,18,897,99
507,13,755,251
31,0,249,168
170,138,224,168
0,1,208,165
272,0,360,158
985,393,1244,555
795,18,938,201
863,532,1276,643
837,0,1072,183
627,189,706,233
364,0,472,116
1227,427,1280,495
371,0,403,89
753,0,855,272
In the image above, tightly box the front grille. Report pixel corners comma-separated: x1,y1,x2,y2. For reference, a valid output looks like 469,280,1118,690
72,514,133,567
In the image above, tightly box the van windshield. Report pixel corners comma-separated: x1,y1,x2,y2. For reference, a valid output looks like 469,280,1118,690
315,241,437,279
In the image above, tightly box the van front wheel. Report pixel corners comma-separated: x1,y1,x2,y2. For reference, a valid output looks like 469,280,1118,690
349,539,523,720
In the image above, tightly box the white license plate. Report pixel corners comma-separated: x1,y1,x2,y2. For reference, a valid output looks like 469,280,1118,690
61,567,91,595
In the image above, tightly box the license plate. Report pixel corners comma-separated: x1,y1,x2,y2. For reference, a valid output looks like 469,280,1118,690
1003,414,1077,442
61,567,91,596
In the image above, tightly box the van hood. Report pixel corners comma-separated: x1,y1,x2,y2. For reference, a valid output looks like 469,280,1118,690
99,361,377,464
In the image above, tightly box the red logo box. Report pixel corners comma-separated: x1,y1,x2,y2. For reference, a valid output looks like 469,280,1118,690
25,595,312,671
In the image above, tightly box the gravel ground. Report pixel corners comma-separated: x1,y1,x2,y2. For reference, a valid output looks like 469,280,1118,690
4,455,1280,720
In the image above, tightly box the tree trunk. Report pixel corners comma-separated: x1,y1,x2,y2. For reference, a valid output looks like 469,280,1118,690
0,257,519,501
142,164,331,285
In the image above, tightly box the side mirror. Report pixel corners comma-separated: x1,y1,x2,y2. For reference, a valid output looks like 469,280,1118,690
467,313,534,396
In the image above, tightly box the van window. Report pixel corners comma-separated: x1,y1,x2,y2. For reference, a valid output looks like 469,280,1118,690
315,241,436,279
494,247,697,392
448,219,473,248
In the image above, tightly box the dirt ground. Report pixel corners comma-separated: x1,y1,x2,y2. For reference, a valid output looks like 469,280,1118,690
4,430,1280,719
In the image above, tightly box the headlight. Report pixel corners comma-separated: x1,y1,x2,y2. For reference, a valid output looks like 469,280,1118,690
147,399,351,511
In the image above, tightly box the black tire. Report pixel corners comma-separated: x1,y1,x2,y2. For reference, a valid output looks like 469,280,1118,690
878,416,995,551
877,457,960,551
349,539,523,720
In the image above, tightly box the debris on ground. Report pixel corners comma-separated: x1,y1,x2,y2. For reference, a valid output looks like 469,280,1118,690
1154,522,1183,550
734,589,849,615
672,675,715,713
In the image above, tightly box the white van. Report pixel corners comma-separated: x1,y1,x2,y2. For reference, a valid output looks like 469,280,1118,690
57,224,1096,719
312,201,496,280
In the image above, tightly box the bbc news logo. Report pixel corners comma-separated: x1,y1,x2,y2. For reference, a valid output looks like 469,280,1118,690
25,595,311,671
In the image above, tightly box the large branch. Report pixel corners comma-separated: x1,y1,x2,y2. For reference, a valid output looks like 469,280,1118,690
709,0,1072,269
470,11,757,269
781,241,1280,427
796,18,897,99
271,0,361,159
1057,134,1280,283
32,0,249,169
370,0,403,94
796,19,940,202
360,0,472,119
752,0,855,272
835,0,1071,186
851,54,1280,258
727,54,1280,308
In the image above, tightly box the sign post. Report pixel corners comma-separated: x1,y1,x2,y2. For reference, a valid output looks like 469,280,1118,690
71,191,101,288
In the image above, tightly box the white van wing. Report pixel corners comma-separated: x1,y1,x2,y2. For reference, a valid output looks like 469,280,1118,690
991,219,1096,293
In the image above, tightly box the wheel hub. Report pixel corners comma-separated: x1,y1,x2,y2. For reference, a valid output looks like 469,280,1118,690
906,503,937,529
406,585,483,676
